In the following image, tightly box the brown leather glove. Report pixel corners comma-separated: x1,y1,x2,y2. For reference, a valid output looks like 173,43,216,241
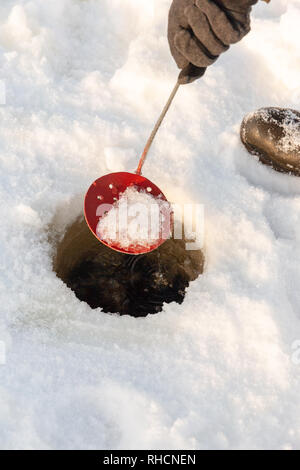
168,0,259,84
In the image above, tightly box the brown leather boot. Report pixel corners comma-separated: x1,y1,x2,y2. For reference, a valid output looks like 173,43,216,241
240,107,300,176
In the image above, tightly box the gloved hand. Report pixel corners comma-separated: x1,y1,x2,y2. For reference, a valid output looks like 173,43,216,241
168,0,259,84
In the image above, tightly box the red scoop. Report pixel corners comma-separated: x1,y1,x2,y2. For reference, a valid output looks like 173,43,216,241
84,81,180,255
84,172,173,255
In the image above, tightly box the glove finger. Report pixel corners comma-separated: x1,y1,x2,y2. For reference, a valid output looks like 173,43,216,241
168,11,190,69
185,5,229,56
195,0,249,45
174,29,218,68
169,33,190,69
178,64,206,85
168,0,189,69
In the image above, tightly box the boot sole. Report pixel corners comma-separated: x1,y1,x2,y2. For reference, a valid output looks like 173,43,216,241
240,138,300,177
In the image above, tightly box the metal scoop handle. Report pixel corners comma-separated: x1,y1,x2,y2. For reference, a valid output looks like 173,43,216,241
136,79,181,175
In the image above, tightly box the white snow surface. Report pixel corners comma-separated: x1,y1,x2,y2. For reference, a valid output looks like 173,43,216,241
0,0,300,450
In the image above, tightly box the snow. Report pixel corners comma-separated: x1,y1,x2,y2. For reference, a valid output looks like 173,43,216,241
0,0,300,450
96,186,170,250
279,127,300,154
274,110,300,154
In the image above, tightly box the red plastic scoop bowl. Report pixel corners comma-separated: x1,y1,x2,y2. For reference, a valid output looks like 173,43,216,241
84,172,173,255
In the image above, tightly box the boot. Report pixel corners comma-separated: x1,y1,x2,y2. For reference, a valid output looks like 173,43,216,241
240,107,300,176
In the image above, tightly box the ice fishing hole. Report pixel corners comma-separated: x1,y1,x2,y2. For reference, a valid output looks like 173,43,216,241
52,216,204,317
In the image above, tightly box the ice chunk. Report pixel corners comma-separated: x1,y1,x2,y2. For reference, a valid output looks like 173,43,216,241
96,186,170,249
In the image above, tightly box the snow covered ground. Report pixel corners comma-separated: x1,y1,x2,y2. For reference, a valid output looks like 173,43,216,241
0,0,300,450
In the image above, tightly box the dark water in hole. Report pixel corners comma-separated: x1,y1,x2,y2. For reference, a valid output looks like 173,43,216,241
52,217,204,317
